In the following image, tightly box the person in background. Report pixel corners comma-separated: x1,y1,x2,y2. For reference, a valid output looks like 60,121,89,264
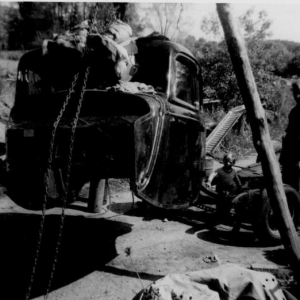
280,79,300,192
206,152,242,230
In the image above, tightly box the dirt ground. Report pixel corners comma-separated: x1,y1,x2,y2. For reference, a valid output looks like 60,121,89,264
0,156,297,300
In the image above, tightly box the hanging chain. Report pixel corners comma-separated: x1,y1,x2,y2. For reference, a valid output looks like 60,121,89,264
25,72,80,300
44,66,90,299
24,14,95,299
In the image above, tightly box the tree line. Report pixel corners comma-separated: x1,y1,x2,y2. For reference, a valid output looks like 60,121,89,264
0,2,140,50
178,8,300,117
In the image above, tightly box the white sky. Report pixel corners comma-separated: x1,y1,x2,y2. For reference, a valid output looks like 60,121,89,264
1,1,300,43
183,2,300,42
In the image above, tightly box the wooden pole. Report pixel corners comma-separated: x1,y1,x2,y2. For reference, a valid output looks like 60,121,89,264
217,3,300,280
88,177,106,213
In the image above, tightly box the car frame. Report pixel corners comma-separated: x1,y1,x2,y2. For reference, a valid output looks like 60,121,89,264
5,34,207,210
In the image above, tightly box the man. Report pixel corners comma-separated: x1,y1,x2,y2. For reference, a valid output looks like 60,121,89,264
280,80,300,191
206,152,242,230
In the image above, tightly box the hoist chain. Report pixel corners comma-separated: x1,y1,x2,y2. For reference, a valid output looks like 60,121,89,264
25,71,80,300
196,203,235,217
196,204,217,213
45,66,90,299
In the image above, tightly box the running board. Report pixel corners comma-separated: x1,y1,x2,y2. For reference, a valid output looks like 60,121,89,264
206,105,246,154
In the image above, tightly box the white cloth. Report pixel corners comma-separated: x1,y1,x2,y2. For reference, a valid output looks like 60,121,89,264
135,264,286,300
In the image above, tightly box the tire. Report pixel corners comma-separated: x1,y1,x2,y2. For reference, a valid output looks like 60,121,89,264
254,184,300,245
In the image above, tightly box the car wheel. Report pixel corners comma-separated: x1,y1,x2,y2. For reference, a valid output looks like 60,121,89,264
254,184,300,245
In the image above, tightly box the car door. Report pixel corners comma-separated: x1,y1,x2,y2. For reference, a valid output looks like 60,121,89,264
135,53,206,209
159,54,206,208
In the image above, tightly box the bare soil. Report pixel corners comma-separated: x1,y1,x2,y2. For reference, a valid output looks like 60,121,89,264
0,156,297,300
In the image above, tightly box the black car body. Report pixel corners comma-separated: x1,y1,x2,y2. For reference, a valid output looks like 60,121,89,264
5,35,206,209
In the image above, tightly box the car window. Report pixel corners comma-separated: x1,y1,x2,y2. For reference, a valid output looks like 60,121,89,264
133,48,169,93
175,56,198,105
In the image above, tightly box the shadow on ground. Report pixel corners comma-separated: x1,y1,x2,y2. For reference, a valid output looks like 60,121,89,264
67,200,260,249
0,212,132,300
109,200,262,248
196,227,260,248
263,248,288,265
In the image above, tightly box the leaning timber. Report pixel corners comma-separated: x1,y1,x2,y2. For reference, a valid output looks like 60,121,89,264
217,3,300,281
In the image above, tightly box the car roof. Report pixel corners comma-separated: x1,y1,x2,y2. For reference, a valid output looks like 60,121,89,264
135,34,197,65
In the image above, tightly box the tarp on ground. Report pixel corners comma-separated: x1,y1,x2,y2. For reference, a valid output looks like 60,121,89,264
133,264,296,300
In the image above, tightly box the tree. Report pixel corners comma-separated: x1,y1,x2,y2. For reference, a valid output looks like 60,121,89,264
153,3,184,38
6,5,23,50
200,7,272,41
69,3,82,28
134,3,187,39
123,3,146,36
3,2,134,50
201,13,221,40
239,8,272,40
0,4,10,49
196,8,283,111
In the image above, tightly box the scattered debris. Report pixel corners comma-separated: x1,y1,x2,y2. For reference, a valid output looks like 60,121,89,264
141,286,160,300
203,254,220,264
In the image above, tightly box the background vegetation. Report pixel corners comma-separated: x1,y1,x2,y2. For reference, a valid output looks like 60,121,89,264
1,2,300,158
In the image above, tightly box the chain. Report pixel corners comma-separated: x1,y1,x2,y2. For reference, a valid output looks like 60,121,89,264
25,72,80,300
44,66,90,299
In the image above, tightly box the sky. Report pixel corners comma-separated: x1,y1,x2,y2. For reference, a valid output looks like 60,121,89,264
1,1,300,43
184,2,300,43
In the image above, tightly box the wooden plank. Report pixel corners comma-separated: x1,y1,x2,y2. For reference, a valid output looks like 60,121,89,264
217,3,300,281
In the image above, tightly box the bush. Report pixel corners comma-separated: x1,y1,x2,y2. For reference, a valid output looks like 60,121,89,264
203,102,292,161
220,128,255,160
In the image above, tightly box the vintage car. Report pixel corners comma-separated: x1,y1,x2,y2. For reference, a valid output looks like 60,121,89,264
5,34,206,210
5,33,299,245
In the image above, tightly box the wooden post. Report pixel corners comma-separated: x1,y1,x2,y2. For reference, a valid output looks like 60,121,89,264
217,3,300,280
88,177,106,213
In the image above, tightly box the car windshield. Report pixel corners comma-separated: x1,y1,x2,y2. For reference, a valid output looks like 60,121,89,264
132,44,170,93
175,56,198,105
